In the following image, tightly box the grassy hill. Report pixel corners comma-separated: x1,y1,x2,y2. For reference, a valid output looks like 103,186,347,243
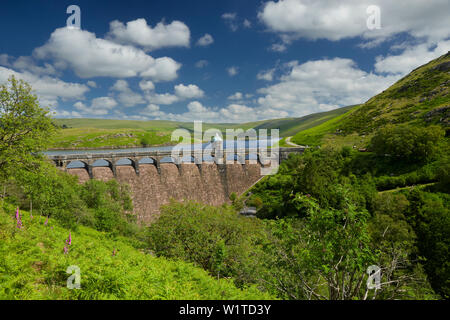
292,52,450,147
0,205,272,300
51,106,355,149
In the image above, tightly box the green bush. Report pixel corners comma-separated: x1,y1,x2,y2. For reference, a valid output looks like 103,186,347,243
146,201,267,287
369,124,444,163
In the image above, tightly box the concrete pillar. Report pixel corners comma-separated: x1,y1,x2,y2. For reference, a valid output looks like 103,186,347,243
154,158,161,175
132,157,140,176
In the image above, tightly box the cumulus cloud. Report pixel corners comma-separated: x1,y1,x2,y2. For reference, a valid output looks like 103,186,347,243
0,65,89,108
107,18,190,50
257,68,275,81
195,60,209,68
257,58,400,117
146,92,180,105
145,83,204,105
174,84,204,99
34,27,181,81
375,40,450,75
227,66,239,77
74,97,118,116
197,34,214,46
139,80,155,91
110,79,145,107
259,0,450,46
228,92,243,100
87,80,97,88
222,13,239,31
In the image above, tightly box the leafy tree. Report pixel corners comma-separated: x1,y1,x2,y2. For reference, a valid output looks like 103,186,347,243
0,76,56,177
146,201,267,288
261,190,376,300
369,124,444,163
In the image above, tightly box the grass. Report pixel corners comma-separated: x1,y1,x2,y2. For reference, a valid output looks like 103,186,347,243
49,128,173,149
291,112,351,146
291,52,450,147
50,106,356,149
0,204,273,300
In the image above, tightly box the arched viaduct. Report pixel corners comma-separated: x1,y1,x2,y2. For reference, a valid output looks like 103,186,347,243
48,147,305,223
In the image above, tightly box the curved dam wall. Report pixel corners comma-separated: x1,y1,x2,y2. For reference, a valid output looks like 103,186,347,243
67,161,262,223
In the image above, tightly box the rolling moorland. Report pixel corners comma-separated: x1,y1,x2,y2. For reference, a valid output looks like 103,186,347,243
0,53,448,300
50,105,354,149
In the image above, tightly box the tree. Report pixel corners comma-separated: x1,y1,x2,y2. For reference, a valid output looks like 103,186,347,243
369,124,444,163
0,76,56,176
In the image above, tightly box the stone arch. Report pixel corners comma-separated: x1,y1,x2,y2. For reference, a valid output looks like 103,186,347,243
160,156,181,174
66,160,88,169
116,157,139,175
91,159,115,176
138,157,160,174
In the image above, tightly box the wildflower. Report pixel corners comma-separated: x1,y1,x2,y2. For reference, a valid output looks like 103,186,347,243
15,208,22,229
63,245,69,254
68,232,72,246
112,248,117,256
44,216,48,226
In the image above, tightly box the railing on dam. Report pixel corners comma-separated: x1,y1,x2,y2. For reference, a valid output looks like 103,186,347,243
47,147,305,178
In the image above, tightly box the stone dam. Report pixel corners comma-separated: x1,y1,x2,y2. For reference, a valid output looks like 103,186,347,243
48,147,305,223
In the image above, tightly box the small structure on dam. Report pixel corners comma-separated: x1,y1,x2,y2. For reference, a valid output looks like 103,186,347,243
48,147,305,223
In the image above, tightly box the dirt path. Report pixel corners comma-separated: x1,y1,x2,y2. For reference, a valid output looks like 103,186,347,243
285,136,303,147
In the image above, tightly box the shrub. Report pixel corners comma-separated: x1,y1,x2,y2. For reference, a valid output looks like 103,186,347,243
146,201,267,287
369,124,444,163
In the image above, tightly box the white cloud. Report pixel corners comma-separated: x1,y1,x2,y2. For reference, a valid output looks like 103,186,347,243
174,84,204,99
270,43,287,52
34,27,181,81
195,60,209,68
0,65,89,108
91,97,118,109
259,0,450,46
107,18,190,50
145,83,205,105
228,92,243,100
375,40,450,75
257,58,400,118
110,79,145,107
140,104,165,117
257,68,275,81
146,92,179,105
197,34,214,46
243,19,252,28
139,80,155,91
227,66,239,77
73,98,117,116
87,80,97,88
222,13,239,32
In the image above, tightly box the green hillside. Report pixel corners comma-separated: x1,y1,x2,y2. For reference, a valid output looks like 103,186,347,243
292,52,450,147
51,106,355,149
0,205,272,300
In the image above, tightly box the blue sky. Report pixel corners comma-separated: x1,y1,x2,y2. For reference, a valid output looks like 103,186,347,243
0,0,449,123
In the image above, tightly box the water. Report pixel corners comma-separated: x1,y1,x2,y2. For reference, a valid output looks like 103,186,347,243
44,139,280,168
43,139,279,156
